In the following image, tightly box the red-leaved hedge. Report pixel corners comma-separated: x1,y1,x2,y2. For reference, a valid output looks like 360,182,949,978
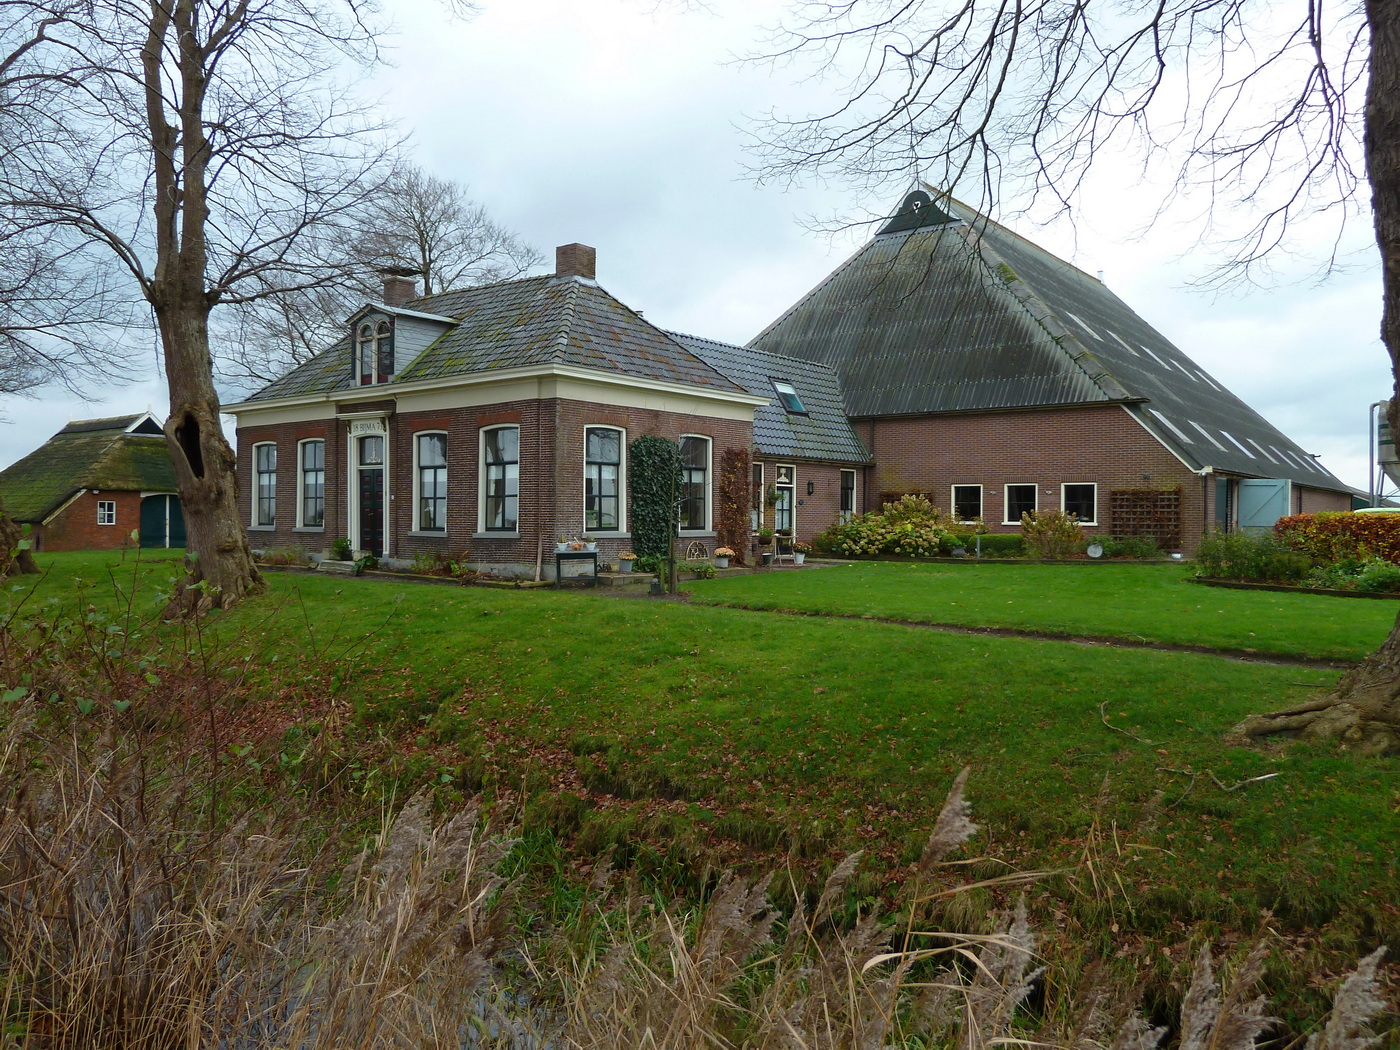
1274,512,1400,563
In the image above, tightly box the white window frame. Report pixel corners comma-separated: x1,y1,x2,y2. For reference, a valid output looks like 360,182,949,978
252,442,277,527
412,430,448,534
1002,483,1037,525
478,425,520,534
96,499,116,526
773,463,796,535
951,484,983,524
839,469,857,522
582,425,626,533
1061,482,1098,525
296,438,325,530
678,434,713,534
750,461,764,531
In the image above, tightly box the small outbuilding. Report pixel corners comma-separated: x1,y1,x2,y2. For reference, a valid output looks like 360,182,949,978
0,413,184,551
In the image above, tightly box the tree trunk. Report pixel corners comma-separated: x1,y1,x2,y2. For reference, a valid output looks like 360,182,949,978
1238,0,1400,755
0,503,38,576
158,298,263,615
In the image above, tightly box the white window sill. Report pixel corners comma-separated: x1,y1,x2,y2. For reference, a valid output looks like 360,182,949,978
249,524,276,532
583,531,630,539
473,531,520,540
408,530,449,539
679,530,717,538
1000,521,1027,527
294,526,325,533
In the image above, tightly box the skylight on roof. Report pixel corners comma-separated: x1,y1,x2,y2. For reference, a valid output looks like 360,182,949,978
1196,370,1223,392
1189,421,1226,450
1108,331,1138,355
1247,438,1279,464
1220,430,1256,458
1149,409,1193,443
1139,345,1170,369
1063,312,1102,340
771,379,808,415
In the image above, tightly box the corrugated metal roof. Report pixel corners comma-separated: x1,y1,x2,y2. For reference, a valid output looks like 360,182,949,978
243,275,746,403
751,192,1347,492
668,333,870,464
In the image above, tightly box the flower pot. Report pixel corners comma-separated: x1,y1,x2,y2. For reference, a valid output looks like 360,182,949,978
761,551,774,566
586,542,597,552
619,559,634,573
793,552,805,565
555,543,568,552
714,556,729,569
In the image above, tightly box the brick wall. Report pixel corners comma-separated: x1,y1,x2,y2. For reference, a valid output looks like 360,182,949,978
36,491,141,551
1298,485,1351,515
751,460,855,545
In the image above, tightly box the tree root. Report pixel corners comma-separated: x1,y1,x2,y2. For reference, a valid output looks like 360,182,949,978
1231,700,1400,756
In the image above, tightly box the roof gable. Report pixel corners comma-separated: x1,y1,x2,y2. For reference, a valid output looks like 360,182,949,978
751,190,1346,491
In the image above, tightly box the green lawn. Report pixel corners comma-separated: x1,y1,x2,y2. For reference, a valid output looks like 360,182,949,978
10,552,1399,964
685,560,1398,661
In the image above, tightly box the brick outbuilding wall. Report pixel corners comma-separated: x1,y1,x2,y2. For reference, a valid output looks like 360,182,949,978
751,460,856,545
35,491,141,552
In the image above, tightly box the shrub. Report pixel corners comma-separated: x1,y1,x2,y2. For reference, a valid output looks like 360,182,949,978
330,537,353,561
1275,511,1400,563
815,494,951,557
686,560,718,579
1195,529,1310,582
1305,556,1400,593
628,435,683,560
1100,535,1160,559
716,447,751,564
1021,510,1084,558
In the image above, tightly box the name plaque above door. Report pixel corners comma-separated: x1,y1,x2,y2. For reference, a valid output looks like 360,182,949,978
349,418,387,437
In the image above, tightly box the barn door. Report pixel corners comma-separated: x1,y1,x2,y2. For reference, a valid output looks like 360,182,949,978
139,495,185,548
1237,479,1291,532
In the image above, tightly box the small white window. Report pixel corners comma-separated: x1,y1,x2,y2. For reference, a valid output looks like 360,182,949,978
253,443,277,526
951,484,982,523
480,426,519,532
1003,484,1036,524
839,469,857,522
415,432,448,532
751,462,764,531
298,439,325,528
1062,483,1097,524
584,426,624,531
679,435,712,532
97,500,116,526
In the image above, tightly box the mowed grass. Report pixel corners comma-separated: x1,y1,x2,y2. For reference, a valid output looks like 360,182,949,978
14,552,1400,949
685,560,1398,661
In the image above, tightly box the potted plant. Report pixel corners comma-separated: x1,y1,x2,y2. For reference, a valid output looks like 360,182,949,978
791,541,812,565
713,546,734,569
756,528,774,546
619,550,637,572
555,533,569,552
582,533,597,552
330,537,353,562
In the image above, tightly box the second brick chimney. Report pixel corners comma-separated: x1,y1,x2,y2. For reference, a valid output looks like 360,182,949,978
381,267,418,307
555,243,596,280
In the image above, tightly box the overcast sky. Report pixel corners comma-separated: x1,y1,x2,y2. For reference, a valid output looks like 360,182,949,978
6,0,1391,494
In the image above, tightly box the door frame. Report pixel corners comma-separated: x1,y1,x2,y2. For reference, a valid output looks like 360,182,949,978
344,415,391,559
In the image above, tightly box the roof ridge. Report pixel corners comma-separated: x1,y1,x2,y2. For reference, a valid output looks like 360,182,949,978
406,272,555,314
667,329,845,372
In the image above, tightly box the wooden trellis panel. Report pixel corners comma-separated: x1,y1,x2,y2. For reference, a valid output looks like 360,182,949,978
1109,487,1182,549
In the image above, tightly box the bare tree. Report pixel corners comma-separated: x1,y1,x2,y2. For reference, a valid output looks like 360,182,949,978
753,0,1400,753
223,165,541,386
0,0,397,611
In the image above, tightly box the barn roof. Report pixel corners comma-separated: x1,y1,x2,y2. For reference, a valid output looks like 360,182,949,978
750,189,1347,492
241,274,747,404
0,413,176,523
668,333,870,464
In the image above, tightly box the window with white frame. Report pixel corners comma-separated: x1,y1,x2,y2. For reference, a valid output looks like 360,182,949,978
584,427,622,531
839,469,857,522
374,320,393,381
773,464,795,534
679,436,711,531
97,500,116,526
1062,483,1097,523
481,426,519,531
299,439,325,528
416,433,447,532
750,462,764,530
1004,483,1036,524
356,319,394,384
952,484,982,523
254,443,277,526
356,323,374,385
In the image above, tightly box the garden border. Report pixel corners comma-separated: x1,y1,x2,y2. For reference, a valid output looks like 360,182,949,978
1192,578,1400,600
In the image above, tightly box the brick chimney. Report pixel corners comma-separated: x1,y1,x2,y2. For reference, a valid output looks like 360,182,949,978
380,267,418,307
555,243,596,280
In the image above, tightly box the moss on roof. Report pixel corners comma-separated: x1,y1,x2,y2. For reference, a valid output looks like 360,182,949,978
0,419,177,523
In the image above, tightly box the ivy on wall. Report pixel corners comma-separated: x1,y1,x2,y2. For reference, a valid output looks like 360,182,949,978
716,446,752,563
628,435,682,559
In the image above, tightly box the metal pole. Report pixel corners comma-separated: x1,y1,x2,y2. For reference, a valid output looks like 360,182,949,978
1370,400,1385,508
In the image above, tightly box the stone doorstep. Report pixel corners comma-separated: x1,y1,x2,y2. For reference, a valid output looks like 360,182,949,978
316,559,361,576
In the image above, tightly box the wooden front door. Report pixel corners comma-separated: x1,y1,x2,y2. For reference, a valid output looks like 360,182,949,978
357,435,385,557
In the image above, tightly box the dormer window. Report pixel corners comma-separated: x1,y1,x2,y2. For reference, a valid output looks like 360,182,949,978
771,379,807,415
356,318,394,385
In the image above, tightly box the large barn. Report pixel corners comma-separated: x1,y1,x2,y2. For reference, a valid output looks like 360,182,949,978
748,189,1352,550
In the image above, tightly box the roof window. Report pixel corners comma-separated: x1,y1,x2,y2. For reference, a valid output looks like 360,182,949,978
771,380,808,415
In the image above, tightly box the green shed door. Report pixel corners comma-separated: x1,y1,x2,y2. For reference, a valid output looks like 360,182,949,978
139,495,184,548
1237,479,1291,533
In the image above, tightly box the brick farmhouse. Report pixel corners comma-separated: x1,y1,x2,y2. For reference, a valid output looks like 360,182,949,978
226,195,1349,574
0,413,184,551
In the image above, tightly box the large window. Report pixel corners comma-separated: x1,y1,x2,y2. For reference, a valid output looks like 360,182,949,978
482,426,519,532
840,469,857,522
97,500,116,526
254,443,277,526
774,464,795,534
416,433,447,532
679,436,711,532
1004,483,1036,524
750,462,764,531
299,440,325,528
952,484,982,523
584,427,622,531
356,319,394,384
1062,483,1097,524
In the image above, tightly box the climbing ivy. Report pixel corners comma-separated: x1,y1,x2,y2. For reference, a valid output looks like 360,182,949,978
628,435,682,559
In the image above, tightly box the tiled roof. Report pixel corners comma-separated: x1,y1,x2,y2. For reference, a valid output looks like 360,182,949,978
751,190,1347,492
0,418,177,522
242,275,746,402
669,333,870,464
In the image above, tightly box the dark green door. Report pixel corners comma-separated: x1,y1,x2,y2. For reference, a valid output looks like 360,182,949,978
139,495,184,548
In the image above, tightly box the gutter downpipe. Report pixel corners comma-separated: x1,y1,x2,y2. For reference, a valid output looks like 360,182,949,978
1196,466,1213,539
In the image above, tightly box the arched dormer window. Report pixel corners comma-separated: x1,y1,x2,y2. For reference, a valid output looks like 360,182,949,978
374,320,393,381
354,317,395,385
357,323,374,385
